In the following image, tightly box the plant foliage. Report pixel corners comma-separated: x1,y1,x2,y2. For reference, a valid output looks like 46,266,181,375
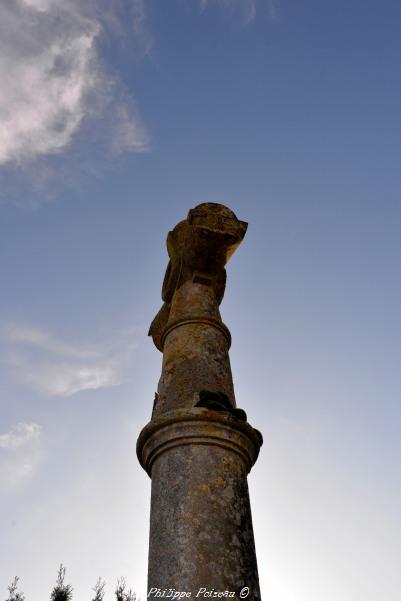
6,576,25,601
5,569,138,600
115,577,137,601
50,565,73,601
92,578,106,601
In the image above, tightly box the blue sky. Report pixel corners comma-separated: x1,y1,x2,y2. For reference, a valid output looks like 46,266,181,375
1,1,400,599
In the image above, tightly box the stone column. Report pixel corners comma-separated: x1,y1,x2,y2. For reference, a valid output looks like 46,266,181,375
137,204,263,600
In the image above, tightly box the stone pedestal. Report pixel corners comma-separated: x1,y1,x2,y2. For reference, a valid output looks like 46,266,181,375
137,409,262,598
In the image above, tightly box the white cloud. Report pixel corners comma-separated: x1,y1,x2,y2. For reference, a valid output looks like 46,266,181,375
0,0,149,166
4,322,139,397
0,422,41,450
0,422,43,491
0,0,273,175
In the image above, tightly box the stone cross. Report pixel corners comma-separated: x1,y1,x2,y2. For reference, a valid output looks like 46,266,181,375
137,203,263,599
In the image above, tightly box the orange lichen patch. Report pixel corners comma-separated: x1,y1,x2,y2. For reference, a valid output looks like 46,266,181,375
218,457,238,473
210,477,225,488
202,421,222,436
201,483,211,494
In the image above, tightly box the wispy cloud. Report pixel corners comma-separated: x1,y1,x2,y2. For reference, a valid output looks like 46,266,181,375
11,359,121,397
0,422,43,491
200,0,256,22
0,422,41,450
4,322,139,397
200,0,278,22
267,0,277,19
132,0,153,56
0,0,149,168
7,323,109,360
